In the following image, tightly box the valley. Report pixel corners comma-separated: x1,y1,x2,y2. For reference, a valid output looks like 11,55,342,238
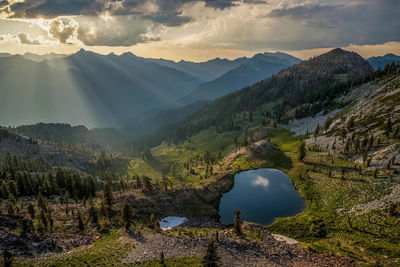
0,49,400,266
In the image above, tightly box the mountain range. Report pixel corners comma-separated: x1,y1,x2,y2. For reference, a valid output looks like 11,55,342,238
0,49,397,133
145,48,375,145
367,53,400,69
0,50,301,130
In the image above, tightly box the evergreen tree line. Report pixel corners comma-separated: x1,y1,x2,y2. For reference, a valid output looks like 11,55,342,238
0,151,97,200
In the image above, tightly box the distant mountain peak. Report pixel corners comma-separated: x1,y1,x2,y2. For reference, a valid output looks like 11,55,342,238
328,47,346,54
121,51,136,57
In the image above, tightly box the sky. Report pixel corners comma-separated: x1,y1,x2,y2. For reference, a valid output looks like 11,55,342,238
0,0,399,61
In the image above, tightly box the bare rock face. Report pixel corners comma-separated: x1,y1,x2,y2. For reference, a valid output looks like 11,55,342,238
222,140,277,167
247,140,277,155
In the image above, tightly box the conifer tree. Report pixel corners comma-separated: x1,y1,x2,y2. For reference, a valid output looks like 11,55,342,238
314,124,320,140
234,210,241,236
38,209,48,232
88,199,98,224
121,200,134,230
77,210,84,231
27,203,35,219
160,250,166,267
36,192,47,212
3,247,12,267
20,215,33,237
48,209,54,233
202,239,220,267
103,182,113,218
162,174,168,191
298,140,306,161
386,118,392,137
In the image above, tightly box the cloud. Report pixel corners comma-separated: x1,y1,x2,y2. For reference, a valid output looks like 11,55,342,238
76,16,160,46
142,13,192,27
0,0,398,51
18,32,40,45
0,0,8,8
49,17,78,44
262,0,400,49
251,176,270,189
5,0,266,23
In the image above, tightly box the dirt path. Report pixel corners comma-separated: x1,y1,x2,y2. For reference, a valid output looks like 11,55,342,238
121,225,353,266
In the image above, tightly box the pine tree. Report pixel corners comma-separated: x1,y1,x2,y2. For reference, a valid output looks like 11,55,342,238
47,209,54,233
103,182,113,217
36,219,46,237
160,250,166,267
36,192,47,212
64,191,70,215
3,247,12,267
202,239,220,267
27,203,35,219
394,125,399,139
386,118,392,137
162,174,168,191
298,140,306,161
346,116,355,131
20,215,33,237
344,138,350,153
77,210,84,231
314,124,320,140
234,210,241,236
88,199,98,224
324,116,332,131
38,209,48,232
100,199,108,219
121,200,134,230
143,177,152,192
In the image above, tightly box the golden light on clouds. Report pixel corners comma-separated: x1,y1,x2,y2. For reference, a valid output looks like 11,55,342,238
0,0,398,61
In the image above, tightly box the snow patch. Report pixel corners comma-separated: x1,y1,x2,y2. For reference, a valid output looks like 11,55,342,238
160,216,188,230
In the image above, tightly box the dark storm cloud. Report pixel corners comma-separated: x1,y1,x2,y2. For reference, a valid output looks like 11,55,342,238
0,0,8,7
264,0,400,49
6,0,266,24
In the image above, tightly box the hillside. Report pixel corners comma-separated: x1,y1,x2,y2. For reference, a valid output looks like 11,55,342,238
1,50,399,266
146,48,374,145
14,123,128,147
180,52,300,103
124,61,400,265
367,53,400,69
0,51,202,127
123,100,209,136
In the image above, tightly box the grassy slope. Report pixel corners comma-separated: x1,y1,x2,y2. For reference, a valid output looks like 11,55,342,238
126,130,236,185
15,231,134,266
125,119,399,265
266,137,400,265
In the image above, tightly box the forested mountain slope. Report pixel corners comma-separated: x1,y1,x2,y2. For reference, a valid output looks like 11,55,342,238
14,123,127,147
146,48,374,145
181,52,300,103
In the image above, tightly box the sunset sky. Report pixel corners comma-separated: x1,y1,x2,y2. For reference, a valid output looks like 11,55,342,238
0,0,399,61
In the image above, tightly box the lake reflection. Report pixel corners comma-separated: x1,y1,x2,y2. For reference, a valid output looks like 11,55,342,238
219,168,306,225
